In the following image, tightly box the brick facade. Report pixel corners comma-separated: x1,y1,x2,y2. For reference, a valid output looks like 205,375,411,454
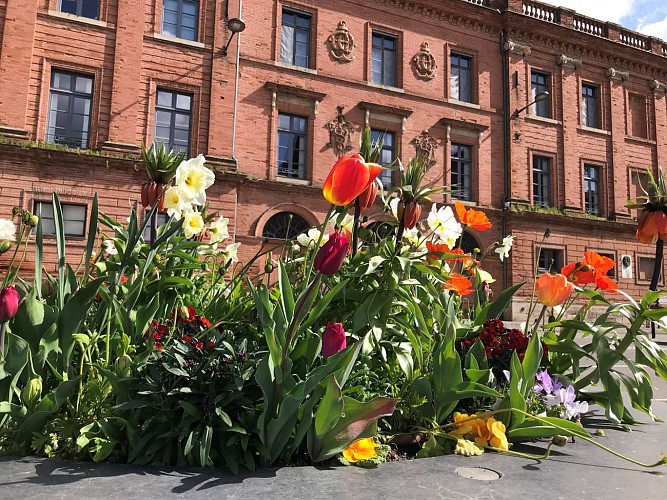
1,0,667,319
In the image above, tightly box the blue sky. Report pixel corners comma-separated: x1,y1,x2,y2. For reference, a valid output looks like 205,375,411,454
541,0,667,39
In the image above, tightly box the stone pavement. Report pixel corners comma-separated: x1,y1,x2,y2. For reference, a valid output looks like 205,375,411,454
1,340,666,500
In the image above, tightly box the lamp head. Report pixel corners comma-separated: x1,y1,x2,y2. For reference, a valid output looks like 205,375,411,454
227,18,246,34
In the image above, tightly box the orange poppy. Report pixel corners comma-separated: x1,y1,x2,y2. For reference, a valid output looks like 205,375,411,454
561,251,617,292
536,273,574,307
444,273,474,295
455,201,492,231
425,240,451,260
323,154,383,206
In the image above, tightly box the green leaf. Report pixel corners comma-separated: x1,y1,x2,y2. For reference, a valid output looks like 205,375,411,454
508,351,527,428
301,279,349,331
433,329,463,423
179,400,204,422
200,425,213,467
521,334,542,397
475,282,524,325
508,416,590,440
83,193,98,283
313,374,344,439
278,261,295,321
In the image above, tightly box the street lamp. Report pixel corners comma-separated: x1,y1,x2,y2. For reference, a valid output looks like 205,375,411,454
222,17,246,56
512,91,549,119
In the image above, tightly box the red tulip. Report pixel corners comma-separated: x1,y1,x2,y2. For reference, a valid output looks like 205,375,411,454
358,179,379,211
323,154,382,206
314,232,350,275
322,322,346,358
0,286,19,322
536,273,573,307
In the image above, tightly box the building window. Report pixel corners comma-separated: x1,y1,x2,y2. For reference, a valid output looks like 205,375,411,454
262,212,310,239
162,0,199,41
34,201,87,237
59,0,99,19
451,143,472,201
154,89,192,155
531,70,550,118
538,248,563,274
143,212,170,242
582,83,599,128
370,129,395,189
533,156,551,207
450,53,472,103
628,93,647,138
277,113,307,179
584,164,601,215
371,32,397,87
280,8,311,68
638,256,663,283
46,70,93,149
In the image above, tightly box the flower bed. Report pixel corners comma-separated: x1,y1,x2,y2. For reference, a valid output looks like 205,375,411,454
0,135,666,471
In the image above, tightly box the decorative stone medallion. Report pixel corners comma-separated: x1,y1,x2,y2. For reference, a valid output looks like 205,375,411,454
326,106,355,157
413,42,437,80
411,130,438,166
327,21,355,62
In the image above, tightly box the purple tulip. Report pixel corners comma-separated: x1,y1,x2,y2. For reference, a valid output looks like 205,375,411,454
314,232,349,275
0,286,19,322
322,322,346,358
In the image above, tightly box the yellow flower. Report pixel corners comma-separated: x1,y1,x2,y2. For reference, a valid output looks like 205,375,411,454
488,418,509,451
342,438,379,463
183,212,205,239
209,216,230,244
449,413,509,451
175,154,215,205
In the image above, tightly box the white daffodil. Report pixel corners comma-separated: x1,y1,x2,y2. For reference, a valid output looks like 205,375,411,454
0,218,16,241
182,211,205,239
339,213,355,234
102,239,118,256
175,154,215,205
163,186,190,220
495,235,515,262
296,228,329,249
477,269,496,284
402,227,420,246
222,242,241,263
209,216,230,244
427,204,462,249
389,197,400,219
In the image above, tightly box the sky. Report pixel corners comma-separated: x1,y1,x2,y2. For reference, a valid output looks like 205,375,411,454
540,0,667,40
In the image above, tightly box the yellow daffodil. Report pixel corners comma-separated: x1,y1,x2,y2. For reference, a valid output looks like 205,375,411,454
175,155,215,205
183,211,205,239
209,216,230,244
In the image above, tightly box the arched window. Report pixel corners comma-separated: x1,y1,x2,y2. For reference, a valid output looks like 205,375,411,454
262,212,310,240
458,232,479,254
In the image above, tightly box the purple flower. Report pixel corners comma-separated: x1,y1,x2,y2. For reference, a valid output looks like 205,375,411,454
534,369,563,395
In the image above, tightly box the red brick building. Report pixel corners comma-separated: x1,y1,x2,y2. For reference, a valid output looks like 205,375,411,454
1,0,667,318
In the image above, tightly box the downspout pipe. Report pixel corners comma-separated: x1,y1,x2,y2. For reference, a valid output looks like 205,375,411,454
500,27,510,293
231,0,243,168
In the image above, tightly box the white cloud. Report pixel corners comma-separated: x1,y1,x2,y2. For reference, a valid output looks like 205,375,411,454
538,0,634,24
638,16,667,39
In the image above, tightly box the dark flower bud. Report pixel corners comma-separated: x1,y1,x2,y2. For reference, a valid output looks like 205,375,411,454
0,286,20,322
314,232,350,275
322,322,346,358
357,180,379,211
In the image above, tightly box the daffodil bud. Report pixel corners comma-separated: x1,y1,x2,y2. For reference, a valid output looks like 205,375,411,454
22,376,42,408
0,240,12,254
114,354,132,378
29,215,40,227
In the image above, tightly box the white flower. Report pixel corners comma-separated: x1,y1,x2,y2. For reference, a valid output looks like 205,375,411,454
339,214,354,234
402,227,420,246
389,197,400,219
175,155,215,205
102,239,117,256
163,186,190,220
495,235,515,262
223,242,241,263
477,269,495,284
0,218,16,241
209,216,230,244
427,204,462,249
182,211,205,239
296,228,329,249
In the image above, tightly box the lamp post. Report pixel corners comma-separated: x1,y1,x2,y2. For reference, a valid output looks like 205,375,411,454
512,91,549,119
222,17,246,57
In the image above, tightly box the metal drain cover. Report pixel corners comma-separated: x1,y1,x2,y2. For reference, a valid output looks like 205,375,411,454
455,467,501,481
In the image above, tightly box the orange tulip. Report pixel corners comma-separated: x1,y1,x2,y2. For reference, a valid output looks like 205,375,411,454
444,273,474,295
536,273,573,307
636,210,667,245
323,154,382,206
357,179,379,211
455,201,492,231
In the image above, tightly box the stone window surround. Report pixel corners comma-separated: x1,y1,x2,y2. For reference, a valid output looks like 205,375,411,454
365,22,403,90
151,0,206,45
275,1,318,70
580,159,607,217
46,0,108,25
446,43,479,105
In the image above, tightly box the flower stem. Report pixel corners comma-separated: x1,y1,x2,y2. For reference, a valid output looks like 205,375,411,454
351,197,361,257
303,204,335,284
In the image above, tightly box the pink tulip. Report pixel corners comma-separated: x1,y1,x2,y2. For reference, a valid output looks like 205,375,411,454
0,286,19,322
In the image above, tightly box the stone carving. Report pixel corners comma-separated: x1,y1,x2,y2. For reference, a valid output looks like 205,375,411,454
411,130,437,166
412,42,437,80
326,107,355,157
557,54,582,69
606,67,629,81
650,79,667,93
327,21,355,62
504,39,531,56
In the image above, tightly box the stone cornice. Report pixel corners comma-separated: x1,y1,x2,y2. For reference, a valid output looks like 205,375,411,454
606,67,630,82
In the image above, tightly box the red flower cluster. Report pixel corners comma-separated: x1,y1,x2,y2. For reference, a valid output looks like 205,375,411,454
460,320,546,377
181,335,215,351
144,320,169,351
